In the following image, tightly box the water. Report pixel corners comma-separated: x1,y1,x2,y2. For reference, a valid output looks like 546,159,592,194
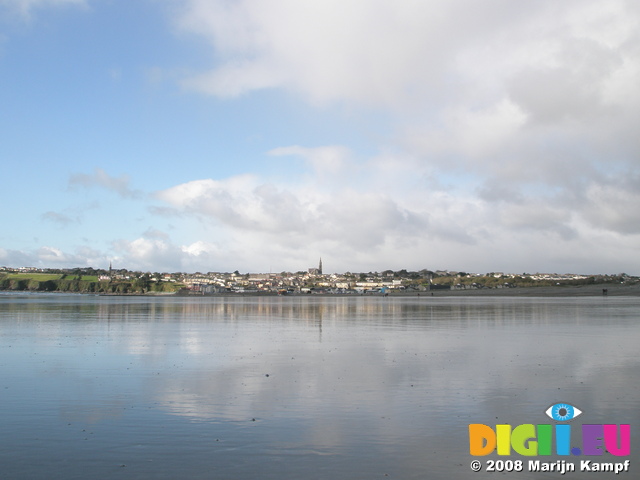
0,293,638,479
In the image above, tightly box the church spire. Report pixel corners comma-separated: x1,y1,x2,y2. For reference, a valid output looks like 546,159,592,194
319,257,322,275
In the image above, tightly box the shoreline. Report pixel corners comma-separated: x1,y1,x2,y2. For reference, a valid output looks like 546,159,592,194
414,283,640,297
2,283,639,298
179,283,640,298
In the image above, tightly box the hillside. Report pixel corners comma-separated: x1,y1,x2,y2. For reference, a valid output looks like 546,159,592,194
0,273,182,294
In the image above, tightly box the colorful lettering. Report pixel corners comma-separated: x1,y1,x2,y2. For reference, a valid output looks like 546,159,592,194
469,423,631,457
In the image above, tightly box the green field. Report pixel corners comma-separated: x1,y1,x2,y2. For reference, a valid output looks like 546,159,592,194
5,273,61,281
4,273,100,282
0,272,181,294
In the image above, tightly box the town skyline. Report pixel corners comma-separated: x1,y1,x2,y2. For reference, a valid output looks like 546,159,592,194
2,263,632,278
2,262,634,296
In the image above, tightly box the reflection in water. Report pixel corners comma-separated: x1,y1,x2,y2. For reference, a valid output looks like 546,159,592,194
0,294,639,479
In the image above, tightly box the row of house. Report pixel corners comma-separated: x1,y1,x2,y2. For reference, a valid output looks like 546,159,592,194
180,272,421,295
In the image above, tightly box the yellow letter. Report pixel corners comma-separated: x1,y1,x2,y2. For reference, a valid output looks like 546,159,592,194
469,424,496,456
497,424,511,455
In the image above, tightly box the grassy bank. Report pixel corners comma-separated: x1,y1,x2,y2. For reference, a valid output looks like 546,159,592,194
4,273,99,282
0,273,182,294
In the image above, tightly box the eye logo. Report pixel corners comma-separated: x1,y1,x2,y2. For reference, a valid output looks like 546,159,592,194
545,403,582,422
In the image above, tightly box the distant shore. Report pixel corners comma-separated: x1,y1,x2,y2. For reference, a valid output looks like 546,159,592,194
403,283,640,297
177,283,640,298
3,283,639,298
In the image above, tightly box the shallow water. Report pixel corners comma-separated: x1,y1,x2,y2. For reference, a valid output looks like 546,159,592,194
0,294,638,479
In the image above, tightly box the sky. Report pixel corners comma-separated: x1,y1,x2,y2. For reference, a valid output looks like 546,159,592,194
1,0,639,275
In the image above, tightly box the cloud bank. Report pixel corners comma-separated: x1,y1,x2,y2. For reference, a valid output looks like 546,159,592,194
3,0,639,274
161,0,640,273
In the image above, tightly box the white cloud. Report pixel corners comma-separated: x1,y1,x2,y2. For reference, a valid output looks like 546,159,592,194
155,172,428,245
0,245,105,268
0,247,33,267
107,228,229,273
48,246,107,266
178,0,462,107
403,100,527,165
36,246,70,263
41,211,79,227
175,0,640,184
147,134,640,273
177,1,639,113
268,145,350,177
581,180,640,234
68,168,143,199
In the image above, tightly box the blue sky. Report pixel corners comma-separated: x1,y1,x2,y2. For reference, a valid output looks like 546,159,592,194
1,0,639,274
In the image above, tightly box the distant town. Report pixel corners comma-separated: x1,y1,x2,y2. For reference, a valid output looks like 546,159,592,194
0,259,636,295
